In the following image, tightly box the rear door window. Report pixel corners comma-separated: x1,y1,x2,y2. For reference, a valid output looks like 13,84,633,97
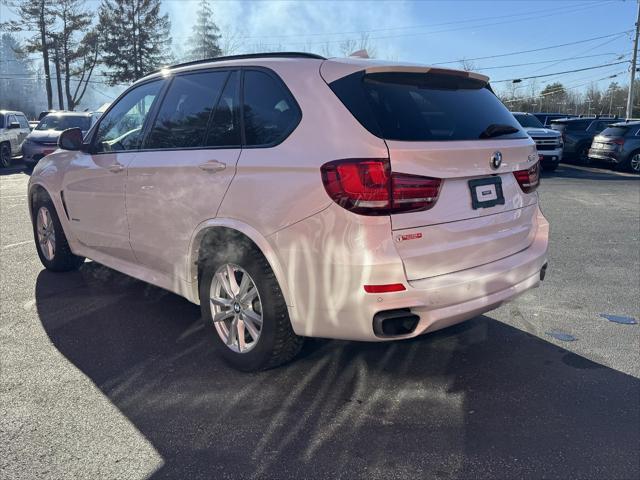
242,70,301,146
329,71,526,141
146,70,228,149
205,71,241,147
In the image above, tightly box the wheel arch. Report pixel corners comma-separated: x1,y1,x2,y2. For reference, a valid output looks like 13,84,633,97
28,183,53,220
187,219,292,308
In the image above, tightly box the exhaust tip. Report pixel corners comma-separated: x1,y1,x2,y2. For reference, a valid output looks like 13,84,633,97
373,308,420,338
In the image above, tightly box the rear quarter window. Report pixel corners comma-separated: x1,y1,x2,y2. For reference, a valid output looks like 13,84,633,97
242,70,300,146
329,71,527,141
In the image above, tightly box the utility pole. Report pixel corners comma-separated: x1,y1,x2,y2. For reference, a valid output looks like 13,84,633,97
626,0,640,119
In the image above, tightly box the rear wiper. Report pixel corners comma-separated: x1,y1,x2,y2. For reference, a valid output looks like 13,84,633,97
479,124,520,139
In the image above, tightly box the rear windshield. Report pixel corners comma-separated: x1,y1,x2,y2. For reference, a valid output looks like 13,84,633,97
514,113,544,129
599,126,630,137
36,115,91,131
551,121,588,132
329,71,527,141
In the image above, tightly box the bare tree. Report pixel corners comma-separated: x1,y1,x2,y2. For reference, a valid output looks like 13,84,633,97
459,58,477,72
3,0,55,109
218,24,245,56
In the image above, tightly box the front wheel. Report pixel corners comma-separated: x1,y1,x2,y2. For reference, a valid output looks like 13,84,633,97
0,143,11,168
625,152,640,174
199,243,303,371
32,196,85,271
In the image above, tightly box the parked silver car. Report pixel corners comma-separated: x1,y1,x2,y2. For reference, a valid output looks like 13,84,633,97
0,110,31,167
22,112,92,168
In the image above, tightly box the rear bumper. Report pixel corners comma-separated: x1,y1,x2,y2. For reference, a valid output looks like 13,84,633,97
538,148,562,164
22,143,57,166
272,204,549,341
588,148,621,164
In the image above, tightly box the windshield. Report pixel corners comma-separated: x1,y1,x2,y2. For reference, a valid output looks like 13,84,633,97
36,115,91,132
330,71,526,141
514,113,544,129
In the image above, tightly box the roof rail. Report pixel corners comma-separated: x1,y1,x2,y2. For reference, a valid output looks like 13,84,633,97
153,52,327,74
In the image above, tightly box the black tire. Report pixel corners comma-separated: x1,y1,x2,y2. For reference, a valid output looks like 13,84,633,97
0,143,11,168
32,194,85,272
619,151,640,174
199,241,303,371
577,144,591,165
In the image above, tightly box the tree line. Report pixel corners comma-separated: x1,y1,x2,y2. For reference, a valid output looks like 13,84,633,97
497,80,635,118
1,0,225,113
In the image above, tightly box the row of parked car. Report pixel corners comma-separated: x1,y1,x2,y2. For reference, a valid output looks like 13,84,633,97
511,111,639,174
1,105,637,174
0,108,105,169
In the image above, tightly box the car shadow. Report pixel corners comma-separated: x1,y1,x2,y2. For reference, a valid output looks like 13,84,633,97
35,263,639,479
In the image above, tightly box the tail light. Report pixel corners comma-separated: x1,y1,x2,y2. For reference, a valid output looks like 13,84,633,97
513,162,540,194
321,158,441,216
611,138,625,146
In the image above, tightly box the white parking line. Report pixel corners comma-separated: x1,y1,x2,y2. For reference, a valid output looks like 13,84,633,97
2,240,33,249
561,164,639,178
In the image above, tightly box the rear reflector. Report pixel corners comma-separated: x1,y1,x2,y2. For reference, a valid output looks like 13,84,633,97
513,161,540,194
364,283,406,293
321,158,442,215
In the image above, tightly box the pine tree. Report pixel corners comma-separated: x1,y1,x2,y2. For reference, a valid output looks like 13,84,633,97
98,0,171,85
186,0,222,61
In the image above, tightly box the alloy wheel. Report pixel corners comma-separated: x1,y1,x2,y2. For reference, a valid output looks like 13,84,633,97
36,206,56,261
209,263,263,353
630,153,640,173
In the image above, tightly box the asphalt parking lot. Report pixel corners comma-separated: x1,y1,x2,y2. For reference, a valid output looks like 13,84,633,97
1,162,638,479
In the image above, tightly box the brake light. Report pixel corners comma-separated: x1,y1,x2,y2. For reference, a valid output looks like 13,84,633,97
513,162,540,194
321,158,442,215
611,138,625,146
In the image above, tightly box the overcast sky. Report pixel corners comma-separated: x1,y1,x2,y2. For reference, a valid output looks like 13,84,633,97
1,0,635,97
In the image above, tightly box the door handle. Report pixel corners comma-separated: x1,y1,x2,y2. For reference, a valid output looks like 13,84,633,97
198,160,226,173
108,163,125,173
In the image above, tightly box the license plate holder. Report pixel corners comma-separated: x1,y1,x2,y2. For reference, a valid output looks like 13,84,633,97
468,176,505,209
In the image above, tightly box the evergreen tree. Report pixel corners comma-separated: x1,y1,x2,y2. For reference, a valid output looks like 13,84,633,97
98,0,171,85
186,0,222,61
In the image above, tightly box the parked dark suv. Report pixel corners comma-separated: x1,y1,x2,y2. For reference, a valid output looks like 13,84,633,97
589,121,640,173
550,117,618,163
533,112,576,127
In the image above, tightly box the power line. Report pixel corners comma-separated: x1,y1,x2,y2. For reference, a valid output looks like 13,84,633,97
241,2,620,49
432,31,632,66
492,60,629,83
175,0,611,41
476,52,628,71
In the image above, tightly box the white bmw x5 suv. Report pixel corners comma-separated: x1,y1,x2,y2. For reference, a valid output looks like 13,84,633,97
29,52,549,371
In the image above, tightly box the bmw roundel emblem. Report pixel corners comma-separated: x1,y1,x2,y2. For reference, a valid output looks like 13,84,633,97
490,151,503,170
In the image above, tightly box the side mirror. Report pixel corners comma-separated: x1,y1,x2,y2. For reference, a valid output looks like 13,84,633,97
58,128,84,151
8,122,20,129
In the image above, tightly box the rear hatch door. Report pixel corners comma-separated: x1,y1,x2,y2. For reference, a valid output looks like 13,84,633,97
328,66,540,280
